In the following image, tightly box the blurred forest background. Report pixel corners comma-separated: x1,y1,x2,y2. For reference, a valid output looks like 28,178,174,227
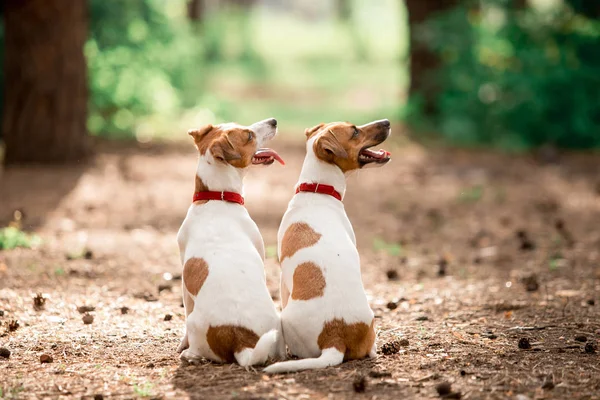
1,0,599,165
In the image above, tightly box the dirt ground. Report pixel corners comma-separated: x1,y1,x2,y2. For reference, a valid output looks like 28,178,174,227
1,133,599,400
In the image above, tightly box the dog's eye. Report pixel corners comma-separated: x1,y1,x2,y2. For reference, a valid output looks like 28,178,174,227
352,127,359,138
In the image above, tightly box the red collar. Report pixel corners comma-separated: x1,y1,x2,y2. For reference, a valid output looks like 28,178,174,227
193,191,245,205
295,183,342,201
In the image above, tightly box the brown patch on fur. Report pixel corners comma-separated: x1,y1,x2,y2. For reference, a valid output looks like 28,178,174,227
305,123,325,139
189,123,257,168
183,257,209,296
183,291,195,316
206,325,259,363
291,262,326,300
193,175,210,204
280,222,322,262
317,318,376,360
281,280,290,309
310,121,389,173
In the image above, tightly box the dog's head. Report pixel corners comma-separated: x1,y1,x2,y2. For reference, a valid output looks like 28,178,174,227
188,118,284,168
306,119,391,172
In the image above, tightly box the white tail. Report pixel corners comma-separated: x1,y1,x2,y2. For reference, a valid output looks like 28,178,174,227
235,329,279,367
263,347,344,374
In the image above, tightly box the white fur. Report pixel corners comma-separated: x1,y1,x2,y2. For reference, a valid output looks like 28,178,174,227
265,128,388,373
177,119,285,365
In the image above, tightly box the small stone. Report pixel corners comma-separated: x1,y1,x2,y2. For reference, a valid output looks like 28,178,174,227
438,256,448,277
82,313,94,325
368,370,392,378
587,299,595,306
144,293,158,302
521,275,539,292
487,334,498,340
574,335,587,342
386,269,399,281
84,249,94,259
460,370,466,376
352,375,367,393
386,301,398,310
435,382,452,396
158,284,172,293
40,354,53,363
584,342,596,354
541,378,555,390
146,362,155,368
518,338,531,349
94,395,104,400
0,310,4,317
416,316,429,321
120,306,130,315
164,314,173,321
520,240,536,251
0,347,10,358
399,338,410,347
77,305,96,314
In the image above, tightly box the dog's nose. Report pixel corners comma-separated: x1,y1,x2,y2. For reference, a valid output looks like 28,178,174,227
266,118,277,127
378,119,390,128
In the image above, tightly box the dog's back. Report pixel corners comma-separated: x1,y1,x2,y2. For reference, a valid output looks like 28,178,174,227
178,202,282,365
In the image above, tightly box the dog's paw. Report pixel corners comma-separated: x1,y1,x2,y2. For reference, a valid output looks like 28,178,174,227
176,334,189,354
180,349,202,365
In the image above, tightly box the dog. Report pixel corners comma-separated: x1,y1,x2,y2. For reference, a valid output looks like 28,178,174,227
177,118,286,366
264,119,391,373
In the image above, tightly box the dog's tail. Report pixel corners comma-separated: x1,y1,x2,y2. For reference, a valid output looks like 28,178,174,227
235,329,279,367
263,347,344,374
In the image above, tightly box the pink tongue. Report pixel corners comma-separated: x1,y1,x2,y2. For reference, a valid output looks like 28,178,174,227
254,148,285,165
361,148,390,159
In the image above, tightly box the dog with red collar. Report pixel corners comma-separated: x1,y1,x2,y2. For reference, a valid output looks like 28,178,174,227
264,119,391,373
177,118,286,366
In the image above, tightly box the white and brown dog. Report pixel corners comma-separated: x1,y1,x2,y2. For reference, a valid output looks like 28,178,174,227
177,118,286,366
264,119,391,373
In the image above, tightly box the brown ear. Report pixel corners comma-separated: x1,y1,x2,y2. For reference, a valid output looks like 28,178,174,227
314,133,348,162
209,137,241,163
305,123,325,139
188,124,213,140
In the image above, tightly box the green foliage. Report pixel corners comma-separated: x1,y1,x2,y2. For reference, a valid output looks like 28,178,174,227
133,383,154,397
458,185,484,202
87,0,202,137
421,0,600,149
373,237,403,257
0,227,41,250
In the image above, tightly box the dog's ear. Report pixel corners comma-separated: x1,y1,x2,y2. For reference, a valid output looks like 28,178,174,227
314,131,348,162
209,136,242,164
188,124,213,141
305,123,325,139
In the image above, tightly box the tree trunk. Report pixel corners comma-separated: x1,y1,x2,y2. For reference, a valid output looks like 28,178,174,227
405,0,457,115
335,0,352,22
2,0,90,165
188,0,206,22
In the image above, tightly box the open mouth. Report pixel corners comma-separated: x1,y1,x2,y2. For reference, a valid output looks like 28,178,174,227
358,146,391,165
252,148,285,166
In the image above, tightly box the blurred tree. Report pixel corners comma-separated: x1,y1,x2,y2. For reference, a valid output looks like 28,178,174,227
2,0,89,164
405,0,457,115
188,0,206,21
335,0,352,22
565,0,600,18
